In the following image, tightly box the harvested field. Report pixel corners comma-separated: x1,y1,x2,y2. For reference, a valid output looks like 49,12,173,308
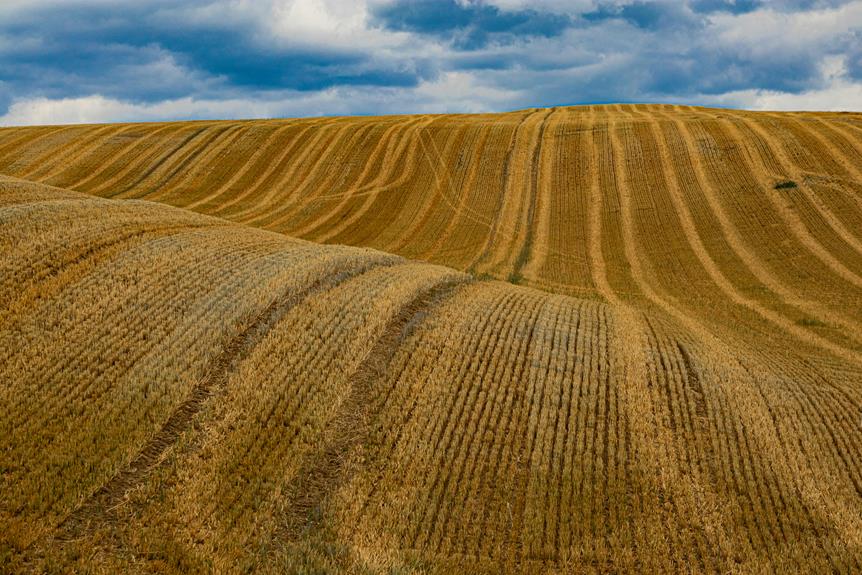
1,104,862,573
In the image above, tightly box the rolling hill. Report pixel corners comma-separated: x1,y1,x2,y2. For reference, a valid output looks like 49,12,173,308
1,104,862,573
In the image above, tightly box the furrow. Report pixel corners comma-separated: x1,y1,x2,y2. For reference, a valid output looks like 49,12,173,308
72,123,180,193
285,117,420,239
17,125,113,180
258,120,384,231
311,116,440,244
109,125,221,199
667,112,862,359
278,276,470,541
466,110,535,275
56,256,395,540
510,107,555,284
144,123,249,202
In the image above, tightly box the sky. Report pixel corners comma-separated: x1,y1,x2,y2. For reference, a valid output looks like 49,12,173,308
0,0,860,125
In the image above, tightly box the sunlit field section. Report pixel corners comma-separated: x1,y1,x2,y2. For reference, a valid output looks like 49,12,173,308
2,106,861,299
2,105,861,362
1,102,862,573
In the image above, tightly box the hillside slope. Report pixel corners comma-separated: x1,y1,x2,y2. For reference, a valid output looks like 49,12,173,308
1,105,861,365
2,104,862,573
2,177,862,573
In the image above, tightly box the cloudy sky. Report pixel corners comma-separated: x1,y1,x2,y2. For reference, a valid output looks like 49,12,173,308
0,0,860,125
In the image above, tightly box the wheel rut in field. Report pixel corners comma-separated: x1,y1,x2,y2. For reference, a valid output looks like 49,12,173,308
107,126,210,198
56,257,397,540
0,225,223,364
279,275,472,541
467,110,534,275
510,107,555,284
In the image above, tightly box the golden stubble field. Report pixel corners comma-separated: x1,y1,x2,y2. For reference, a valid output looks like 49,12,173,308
1,104,862,573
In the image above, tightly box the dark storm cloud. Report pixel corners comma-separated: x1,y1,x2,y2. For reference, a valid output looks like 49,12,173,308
582,1,702,29
371,0,571,48
690,0,762,14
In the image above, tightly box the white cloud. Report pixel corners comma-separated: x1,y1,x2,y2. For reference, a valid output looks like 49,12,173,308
0,71,523,126
706,78,862,111
154,0,413,53
698,55,862,111
413,70,520,112
710,1,862,56
477,0,596,13
0,95,303,126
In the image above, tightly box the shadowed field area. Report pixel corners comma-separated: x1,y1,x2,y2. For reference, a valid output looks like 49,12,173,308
1,104,862,573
